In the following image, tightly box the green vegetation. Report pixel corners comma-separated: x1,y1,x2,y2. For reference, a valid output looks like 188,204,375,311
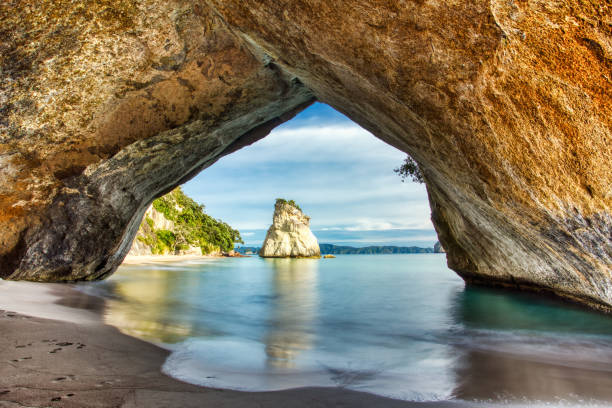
394,155,424,184
145,216,154,229
138,187,243,255
275,198,302,212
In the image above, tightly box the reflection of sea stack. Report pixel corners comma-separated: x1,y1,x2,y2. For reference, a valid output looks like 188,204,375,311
260,199,321,258
264,258,318,368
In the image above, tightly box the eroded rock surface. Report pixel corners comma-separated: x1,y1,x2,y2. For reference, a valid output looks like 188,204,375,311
0,0,313,280
0,1,610,310
260,201,320,258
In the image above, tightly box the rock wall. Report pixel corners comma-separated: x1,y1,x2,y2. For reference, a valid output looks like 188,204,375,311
0,0,313,281
0,1,610,310
260,202,320,258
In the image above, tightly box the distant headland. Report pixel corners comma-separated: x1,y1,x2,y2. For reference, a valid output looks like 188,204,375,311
236,242,445,255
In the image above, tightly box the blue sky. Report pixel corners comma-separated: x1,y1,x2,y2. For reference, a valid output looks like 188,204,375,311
183,103,437,247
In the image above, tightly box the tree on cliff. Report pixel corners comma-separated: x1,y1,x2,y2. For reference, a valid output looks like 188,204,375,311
394,155,424,184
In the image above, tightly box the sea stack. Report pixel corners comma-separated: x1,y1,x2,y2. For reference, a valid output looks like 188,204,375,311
260,199,321,258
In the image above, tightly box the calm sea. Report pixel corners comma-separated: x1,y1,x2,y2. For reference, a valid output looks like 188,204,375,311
81,255,612,404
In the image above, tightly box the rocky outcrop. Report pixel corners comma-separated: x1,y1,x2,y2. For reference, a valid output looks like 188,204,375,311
433,242,446,254
0,1,610,310
260,201,320,258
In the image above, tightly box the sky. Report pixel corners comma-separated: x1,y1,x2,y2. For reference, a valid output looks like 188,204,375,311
182,103,438,248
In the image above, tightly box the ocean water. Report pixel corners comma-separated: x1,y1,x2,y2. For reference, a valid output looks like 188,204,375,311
80,255,612,404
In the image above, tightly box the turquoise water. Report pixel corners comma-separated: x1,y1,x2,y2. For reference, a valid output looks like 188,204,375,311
82,255,612,403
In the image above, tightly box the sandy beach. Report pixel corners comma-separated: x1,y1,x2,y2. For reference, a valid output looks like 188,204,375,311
0,281,465,408
2,277,612,408
121,254,224,264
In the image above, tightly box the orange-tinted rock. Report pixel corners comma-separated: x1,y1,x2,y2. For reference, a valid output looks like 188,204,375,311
0,0,313,280
1,1,610,310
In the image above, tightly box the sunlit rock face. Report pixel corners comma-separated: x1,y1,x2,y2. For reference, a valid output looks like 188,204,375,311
260,202,320,258
0,0,314,281
0,1,610,310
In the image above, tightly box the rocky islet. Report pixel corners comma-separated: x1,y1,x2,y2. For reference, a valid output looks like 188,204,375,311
260,199,321,258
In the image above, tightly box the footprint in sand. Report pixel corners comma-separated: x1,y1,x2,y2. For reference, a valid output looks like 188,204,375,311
52,375,75,383
50,392,76,402
95,380,116,388
10,356,32,362
49,342,77,353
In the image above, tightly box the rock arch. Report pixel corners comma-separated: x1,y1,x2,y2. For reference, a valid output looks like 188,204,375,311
1,1,610,310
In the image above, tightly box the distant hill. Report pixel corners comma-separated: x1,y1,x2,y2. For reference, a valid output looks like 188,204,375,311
234,246,261,255
236,243,439,255
319,243,433,254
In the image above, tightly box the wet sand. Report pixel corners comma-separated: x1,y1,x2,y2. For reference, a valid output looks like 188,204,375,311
0,310,467,408
122,254,223,264
0,282,462,408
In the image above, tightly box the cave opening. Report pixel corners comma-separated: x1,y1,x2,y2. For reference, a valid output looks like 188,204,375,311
98,100,612,400
168,101,437,253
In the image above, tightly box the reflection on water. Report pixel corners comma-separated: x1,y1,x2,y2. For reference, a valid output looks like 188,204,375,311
71,255,612,404
264,259,318,368
103,269,195,343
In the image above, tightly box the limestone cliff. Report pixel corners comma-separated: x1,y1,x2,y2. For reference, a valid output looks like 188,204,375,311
127,205,203,257
0,1,610,311
128,188,242,256
260,200,320,258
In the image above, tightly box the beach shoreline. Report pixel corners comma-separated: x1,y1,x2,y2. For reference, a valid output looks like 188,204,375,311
122,254,223,264
2,277,612,408
0,280,462,408
122,252,250,265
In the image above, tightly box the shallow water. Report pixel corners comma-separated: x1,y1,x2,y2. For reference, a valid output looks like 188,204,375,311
79,255,612,404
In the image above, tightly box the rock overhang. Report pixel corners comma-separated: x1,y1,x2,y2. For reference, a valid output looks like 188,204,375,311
0,0,610,311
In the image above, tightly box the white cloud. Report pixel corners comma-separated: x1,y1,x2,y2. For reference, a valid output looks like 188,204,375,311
342,219,431,231
212,123,402,167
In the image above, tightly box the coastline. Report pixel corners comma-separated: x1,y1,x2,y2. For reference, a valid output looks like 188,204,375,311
0,281,462,408
122,254,224,264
